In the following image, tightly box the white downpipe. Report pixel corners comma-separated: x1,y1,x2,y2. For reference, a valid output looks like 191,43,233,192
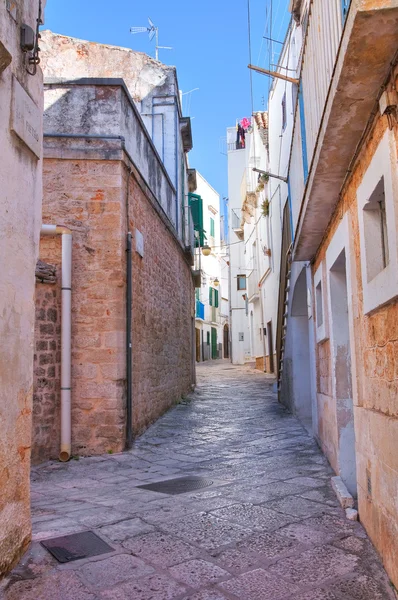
40,224,72,462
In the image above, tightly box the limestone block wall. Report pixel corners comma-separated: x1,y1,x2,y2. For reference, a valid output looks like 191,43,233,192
33,152,194,460
312,112,398,587
127,171,194,435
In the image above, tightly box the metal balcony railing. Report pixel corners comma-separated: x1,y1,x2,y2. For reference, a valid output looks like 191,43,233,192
196,300,205,320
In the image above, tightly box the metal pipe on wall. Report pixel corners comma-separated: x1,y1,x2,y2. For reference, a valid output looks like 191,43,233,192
126,232,133,449
40,224,72,462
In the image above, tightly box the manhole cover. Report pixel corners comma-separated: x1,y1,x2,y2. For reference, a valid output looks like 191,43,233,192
41,531,113,563
137,476,214,495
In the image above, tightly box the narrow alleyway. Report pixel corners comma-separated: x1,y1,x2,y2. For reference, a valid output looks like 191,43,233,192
1,362,395,600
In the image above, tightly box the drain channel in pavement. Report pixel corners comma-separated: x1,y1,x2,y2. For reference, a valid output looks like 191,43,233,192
136,476,214,495
41,531,114,563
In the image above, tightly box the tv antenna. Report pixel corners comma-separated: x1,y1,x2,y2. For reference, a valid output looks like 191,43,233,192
130,17,172,61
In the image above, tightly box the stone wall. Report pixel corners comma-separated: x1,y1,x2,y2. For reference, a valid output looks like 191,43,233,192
127,171,194,434
32,266,61,464
0,0,45,577
37,158,126,458
33,151,194,460
313,110,398,586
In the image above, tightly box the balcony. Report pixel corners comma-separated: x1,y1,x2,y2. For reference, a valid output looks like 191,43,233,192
231,208,244,241
293,0,398,260
248,269,260,302
196,300,205,320
211,306,219,323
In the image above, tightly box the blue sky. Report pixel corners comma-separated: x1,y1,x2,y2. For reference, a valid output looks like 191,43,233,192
44,1,290,199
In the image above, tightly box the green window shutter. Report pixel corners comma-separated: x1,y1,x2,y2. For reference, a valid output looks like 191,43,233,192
214,289,219,308
195,289,200,301
210,218,215,237
188,193,204,246
209,287,213,306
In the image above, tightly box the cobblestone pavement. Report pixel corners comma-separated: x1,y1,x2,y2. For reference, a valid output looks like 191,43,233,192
1,362,396,600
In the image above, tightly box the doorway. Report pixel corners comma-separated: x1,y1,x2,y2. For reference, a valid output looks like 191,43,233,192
195,328,201,362
290,267,312,431
223,324,229,359
329,249,357,497
211,327,218,360
267,321,274,373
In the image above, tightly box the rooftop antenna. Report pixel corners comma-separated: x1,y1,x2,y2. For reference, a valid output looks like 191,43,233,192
130,17,172,61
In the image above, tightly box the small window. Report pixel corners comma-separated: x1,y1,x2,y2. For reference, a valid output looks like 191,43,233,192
195,289,200,301
210,217,215,238
316,281,323,327
363,177,389,283
282,92,287,132
206,331,210,345
237,275,246,290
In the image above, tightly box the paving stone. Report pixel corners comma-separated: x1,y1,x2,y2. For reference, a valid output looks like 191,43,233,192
181,590,230,600
236,530,301,559
159,513,253,550
283,476,326,488
210,503,297,532
267,545,359,585
267,496,327,518
169,559,229,589
98,518,155,542
100,573,187,600
219,568,299,600
278,522,334,545
210,548,259,573
331,572,397,599
78,554,154,588
122,531,200,566
2,572,97,600
292,588,339,600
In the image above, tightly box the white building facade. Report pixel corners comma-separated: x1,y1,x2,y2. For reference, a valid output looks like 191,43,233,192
194,173,228,362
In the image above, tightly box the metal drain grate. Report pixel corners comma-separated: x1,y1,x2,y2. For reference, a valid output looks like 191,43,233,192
136,476,214,495
41,531,114,563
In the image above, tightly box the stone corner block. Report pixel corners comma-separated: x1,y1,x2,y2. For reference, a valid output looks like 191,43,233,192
331,476,354,509
345,507,358,521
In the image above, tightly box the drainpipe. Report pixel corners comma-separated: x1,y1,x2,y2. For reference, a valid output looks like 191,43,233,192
40,224,72,462
125,232,133,449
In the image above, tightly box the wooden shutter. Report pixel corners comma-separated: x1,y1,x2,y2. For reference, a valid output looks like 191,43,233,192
209,287,213,306
214,289,219,308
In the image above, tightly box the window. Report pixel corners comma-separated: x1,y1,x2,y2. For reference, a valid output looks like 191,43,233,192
316,282,323,326
314,262,328,343
282,92,287,132
237,275,246,290
209,287,219,308
210,217,215,238
195,289,200,301
206,331,210,345
357,131,398,315
363,177,389,283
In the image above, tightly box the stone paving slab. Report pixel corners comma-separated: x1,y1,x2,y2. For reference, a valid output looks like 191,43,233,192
1,361,396,600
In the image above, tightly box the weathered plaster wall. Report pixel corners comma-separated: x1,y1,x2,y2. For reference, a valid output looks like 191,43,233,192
313,112,398,586
0,0,44,577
